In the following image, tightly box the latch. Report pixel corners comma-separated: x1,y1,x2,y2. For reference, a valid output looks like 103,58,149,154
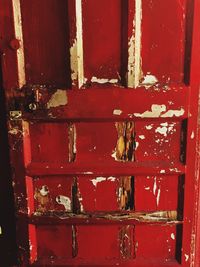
9,110,22,120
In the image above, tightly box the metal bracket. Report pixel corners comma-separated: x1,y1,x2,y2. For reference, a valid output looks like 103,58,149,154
9,110,22,120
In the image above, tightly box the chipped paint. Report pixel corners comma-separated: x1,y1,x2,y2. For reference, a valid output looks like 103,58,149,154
39,185,49,197
75,0,84,88
90,177,106,187
113,109,123,116
153,177,157,195
128,0,142,88
113,122,135,162
91,77,118,84
12,0,26,88
56,195,71,212
134,104,166,118
155,124,168,137
191,131,195,139
47,90,68,109
107,176,116,182
70,40,78,83
145,124,153,130
156,188,161,206
184,254,189,262
161,108,185,118
171,233,175,240
69,124,77,162
119,176,134,210
134,104,185,118
141,74,158,88
160,170,166,174
138,135,145,139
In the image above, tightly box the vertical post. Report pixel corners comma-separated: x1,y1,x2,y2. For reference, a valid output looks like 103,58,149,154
11,0,26,88
127,0,142,88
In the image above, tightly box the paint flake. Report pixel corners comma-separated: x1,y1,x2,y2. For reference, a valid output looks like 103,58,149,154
91,76,118,84
39,186,49,197
90,177,106,187
134,105,185,118
171,233,175,240
138,135,145,139
47,90,68,109
56,195,71,211
141,74,158,88
184,254,189,262
113,109,123,116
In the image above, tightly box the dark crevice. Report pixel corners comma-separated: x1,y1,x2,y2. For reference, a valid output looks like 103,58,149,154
0,58,17,265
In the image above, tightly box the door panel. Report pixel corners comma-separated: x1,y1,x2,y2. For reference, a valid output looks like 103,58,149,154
1,0,200,266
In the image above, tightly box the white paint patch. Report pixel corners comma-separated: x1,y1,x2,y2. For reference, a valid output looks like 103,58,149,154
191,131,195,139
39,186,49,197
161,108,185,118
47,90,68,109
155,126,168,137
70,40,78,84
111,151,118,161
145,125,153,130
139,135,145,139
127,0,142,87
75,0,84,88
91,177,106,187
144,187,150,190
171,233,175,240
134,104,166,118
141,74,158,88
113,109,122,116
135,141,139,149
153,177,157,195
12,0,26,88
84,172,93,174
160,170,165,174
91,77,118,84
107,176,116,182
184,254,189,262
56,195,71,211
134,105,185,118
156,188,161,206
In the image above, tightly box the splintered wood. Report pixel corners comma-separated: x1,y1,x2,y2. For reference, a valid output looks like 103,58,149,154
119,176,134,210
115,122,135,161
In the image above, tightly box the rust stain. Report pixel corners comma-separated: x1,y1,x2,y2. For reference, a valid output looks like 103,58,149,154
114,122,135,161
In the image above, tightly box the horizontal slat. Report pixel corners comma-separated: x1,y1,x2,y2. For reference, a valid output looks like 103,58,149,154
18,211,181,226
23,86,189,121
26,162,185,176
31,259,181,267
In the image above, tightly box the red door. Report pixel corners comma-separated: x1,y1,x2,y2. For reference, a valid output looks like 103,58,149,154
1,0,200,266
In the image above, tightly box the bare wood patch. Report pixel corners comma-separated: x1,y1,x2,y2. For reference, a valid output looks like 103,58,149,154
118,176,134,210
113,122,135,161
68,124,77,162
119,225,135,259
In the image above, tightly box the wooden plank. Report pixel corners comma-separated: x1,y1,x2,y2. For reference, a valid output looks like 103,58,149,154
30,258,181,267
26,162,185,177
18,210,181,226
22,86,189,121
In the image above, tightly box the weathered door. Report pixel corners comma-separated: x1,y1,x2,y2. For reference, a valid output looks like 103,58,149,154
1,0,200,266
